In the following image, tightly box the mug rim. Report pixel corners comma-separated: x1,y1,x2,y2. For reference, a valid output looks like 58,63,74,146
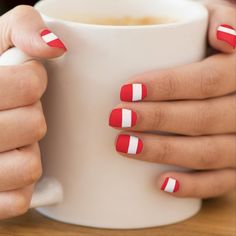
35,0,208,29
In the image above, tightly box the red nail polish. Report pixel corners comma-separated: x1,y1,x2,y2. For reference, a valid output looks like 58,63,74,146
109,108,137,128
116,134,143,154
40,29,67,50
217,24,236,48
120,83,147,102
161,177,180,193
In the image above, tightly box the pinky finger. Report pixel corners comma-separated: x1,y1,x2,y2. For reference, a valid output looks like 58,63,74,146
158,169,236,199
0,185,34,220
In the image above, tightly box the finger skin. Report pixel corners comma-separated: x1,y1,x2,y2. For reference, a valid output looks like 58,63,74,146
0,185,34,220
125,53,236,101
117,133,236,170
0,143,42,191
0,61,48,110
0,101,47,152
112,95,236,136
0,5,66,57
158,169,236,198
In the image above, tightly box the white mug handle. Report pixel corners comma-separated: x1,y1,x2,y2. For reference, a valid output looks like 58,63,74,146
0,47,63,208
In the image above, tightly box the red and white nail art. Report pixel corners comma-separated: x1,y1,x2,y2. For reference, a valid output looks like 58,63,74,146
161,177,180,193
116,134,143,154
109,108,137,128
217,24,236,48
120,83,147,102
40,29,67,49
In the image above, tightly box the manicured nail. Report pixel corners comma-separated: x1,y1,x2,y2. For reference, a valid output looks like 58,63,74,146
116,134,143,154
217,24,236,48
109,108,137,128
40,29,67,50
120,83,147,102
161,177,180,193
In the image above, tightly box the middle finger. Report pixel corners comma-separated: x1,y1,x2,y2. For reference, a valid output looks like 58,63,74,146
109,95,236,135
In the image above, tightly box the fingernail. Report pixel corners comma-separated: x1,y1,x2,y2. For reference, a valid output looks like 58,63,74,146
120,83,147,102
161,177,180,193
109,108,137,128
40,29,67,50
116,134,143,154
217,24,236,48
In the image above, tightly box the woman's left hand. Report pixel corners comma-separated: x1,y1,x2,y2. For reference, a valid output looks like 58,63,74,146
109,1,236,198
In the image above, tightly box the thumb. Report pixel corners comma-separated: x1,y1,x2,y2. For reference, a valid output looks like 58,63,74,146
205,2,236,53
0,5,67,58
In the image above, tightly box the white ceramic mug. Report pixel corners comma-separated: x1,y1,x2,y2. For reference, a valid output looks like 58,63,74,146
0,0,208,229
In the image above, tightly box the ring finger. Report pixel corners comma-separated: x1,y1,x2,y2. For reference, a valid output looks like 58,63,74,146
115,133,236,170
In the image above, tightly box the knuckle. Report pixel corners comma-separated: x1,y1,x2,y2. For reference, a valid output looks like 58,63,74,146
12,5,36,20
224,7,236,20
151,107,166,130
12,193,31,216
198,139,219,169
208,179,224,197
156,141,173,163
19,62,47,104
23,152,42,185
190,102,215,136
158,70,178,98
200,64,221,97
31,106,47,141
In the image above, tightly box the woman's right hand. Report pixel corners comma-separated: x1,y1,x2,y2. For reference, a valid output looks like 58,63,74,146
0,5,66,219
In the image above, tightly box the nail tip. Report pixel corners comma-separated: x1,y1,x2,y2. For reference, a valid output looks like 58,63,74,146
120,84,132,102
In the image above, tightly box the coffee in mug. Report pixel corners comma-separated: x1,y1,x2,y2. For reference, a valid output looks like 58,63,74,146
66,16,175,26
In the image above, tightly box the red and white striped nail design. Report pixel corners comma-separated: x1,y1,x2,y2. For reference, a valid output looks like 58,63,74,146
116,134,143,154
40,29,67,49
161,177,180,193
217,24,236,48
120,83,147,102
109,108,137,128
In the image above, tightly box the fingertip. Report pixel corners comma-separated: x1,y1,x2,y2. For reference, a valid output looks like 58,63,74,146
208,6,236,53
6,6,68,59
26,28,67,59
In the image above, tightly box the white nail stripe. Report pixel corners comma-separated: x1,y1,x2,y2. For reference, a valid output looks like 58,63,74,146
122,109,132,128
127,136,139,154
132,84,142,101
164,178,176,193
217,26,236,36
42,33,58,43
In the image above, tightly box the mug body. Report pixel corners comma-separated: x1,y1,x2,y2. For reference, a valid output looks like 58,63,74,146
35,0,208,229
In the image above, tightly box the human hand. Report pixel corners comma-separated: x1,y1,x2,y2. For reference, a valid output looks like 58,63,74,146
109,1,236,198
0,5,66,219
